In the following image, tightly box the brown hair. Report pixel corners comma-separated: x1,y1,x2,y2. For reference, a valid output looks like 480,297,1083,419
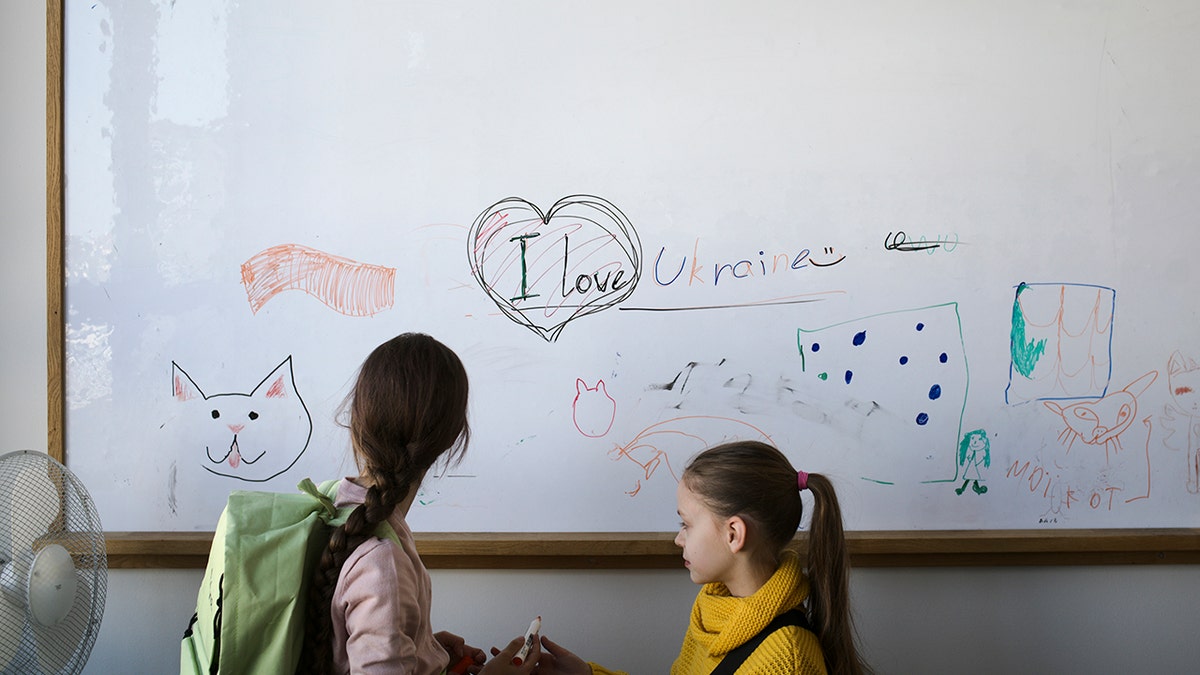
682,440,870,675
299,333,470,673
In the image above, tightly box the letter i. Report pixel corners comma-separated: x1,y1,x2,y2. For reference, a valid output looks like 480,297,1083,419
510,232,540,302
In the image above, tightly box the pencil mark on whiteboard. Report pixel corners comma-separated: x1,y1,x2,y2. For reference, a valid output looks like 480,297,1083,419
649,360,721,395
467,195,642,342
648,359,780,417
171,356,312,482
1005,282,1115,404
241,243,396,316
168,461,178,516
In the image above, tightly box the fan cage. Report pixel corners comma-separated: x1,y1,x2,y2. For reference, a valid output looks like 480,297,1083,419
0,450,107,675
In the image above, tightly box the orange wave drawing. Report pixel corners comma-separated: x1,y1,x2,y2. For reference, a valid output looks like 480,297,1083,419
241,244,396,316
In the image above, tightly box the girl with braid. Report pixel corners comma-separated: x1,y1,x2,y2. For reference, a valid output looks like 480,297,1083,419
535,441,871,675
300,333,539,674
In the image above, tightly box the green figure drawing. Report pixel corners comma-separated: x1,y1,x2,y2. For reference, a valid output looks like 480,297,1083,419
1010,282,1047,378
956,429,991,495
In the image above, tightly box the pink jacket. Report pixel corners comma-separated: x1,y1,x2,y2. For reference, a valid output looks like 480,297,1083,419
331,479,448,674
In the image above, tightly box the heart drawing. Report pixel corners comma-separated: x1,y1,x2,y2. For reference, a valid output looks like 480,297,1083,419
468,195,642,342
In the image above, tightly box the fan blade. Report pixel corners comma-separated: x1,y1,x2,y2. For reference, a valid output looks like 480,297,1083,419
32,565,97,675
29,544,77,627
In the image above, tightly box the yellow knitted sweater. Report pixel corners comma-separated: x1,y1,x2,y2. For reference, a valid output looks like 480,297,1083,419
590,551,826,674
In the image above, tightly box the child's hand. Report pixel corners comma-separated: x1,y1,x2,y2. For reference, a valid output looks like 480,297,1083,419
435,631,486,673
479,635,541,674
532,636,593,675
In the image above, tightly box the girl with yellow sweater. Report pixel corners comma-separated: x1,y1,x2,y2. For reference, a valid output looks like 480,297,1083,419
536,441,871,675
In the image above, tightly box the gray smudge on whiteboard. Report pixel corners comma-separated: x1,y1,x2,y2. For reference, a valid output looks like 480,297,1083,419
66,322,114,411
168,461,178,516
142,0,233,286
148,132,228,286
151,0,230,126
66,5,117,285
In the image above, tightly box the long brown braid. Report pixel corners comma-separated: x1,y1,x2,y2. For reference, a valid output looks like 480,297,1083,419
298,333,470,674
682,441,871,675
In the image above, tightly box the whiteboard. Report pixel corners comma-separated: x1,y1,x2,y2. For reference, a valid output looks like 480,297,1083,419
63,0,1200,534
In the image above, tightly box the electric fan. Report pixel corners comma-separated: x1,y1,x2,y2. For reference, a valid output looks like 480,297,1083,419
0,450,107,674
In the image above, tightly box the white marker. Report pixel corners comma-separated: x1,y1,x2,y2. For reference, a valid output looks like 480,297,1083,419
511,616,542,666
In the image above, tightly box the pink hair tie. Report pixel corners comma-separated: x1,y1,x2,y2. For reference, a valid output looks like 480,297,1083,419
797,471,810,491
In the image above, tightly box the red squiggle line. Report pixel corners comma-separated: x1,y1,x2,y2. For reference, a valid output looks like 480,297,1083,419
241,244,396,317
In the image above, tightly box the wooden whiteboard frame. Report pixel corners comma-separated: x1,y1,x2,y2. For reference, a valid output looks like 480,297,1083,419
45,2,1200,569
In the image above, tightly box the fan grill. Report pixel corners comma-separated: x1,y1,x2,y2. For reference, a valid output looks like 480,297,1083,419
0,451,107,675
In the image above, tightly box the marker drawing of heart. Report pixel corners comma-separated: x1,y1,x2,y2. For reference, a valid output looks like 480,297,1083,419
468,195,642,342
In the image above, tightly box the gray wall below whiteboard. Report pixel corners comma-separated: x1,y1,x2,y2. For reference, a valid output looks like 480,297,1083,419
81,565,1200,674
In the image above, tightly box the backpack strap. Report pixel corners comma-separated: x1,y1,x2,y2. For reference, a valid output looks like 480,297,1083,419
710,608,811,675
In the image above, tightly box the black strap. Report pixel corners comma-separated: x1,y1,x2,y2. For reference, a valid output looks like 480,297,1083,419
710,608,811,675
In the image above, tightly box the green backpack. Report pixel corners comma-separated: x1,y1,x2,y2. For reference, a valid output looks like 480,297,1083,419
180,478,399,675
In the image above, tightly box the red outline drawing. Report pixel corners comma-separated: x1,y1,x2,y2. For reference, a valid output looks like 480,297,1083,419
572,378,616,438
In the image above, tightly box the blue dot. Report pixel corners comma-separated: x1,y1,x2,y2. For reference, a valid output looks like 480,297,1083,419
899,355,909,365
811,342,820,352
939,352,948,363
916,323,925,331
852,330,867,346
929,384,942,400
916,412,929,425
844,370,853,384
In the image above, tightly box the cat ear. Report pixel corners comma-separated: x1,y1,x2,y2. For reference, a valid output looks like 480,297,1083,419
1169,351,1186,375
596,379,608,396
172,362,205,401
1123,370,1159,398
1169,351,1198,374
252,356,296,400
576,378,586,395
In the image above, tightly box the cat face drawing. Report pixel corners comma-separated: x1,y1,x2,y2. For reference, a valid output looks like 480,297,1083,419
172,356,312,482
1043,370,1157,465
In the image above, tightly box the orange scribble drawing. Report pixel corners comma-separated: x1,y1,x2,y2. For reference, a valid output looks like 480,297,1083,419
241,244,396,316
609,415,774,496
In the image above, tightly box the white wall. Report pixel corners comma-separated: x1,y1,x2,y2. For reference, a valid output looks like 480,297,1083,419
5,3,1198,673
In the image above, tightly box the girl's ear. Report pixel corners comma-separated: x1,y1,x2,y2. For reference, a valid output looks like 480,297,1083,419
726,516,749,553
